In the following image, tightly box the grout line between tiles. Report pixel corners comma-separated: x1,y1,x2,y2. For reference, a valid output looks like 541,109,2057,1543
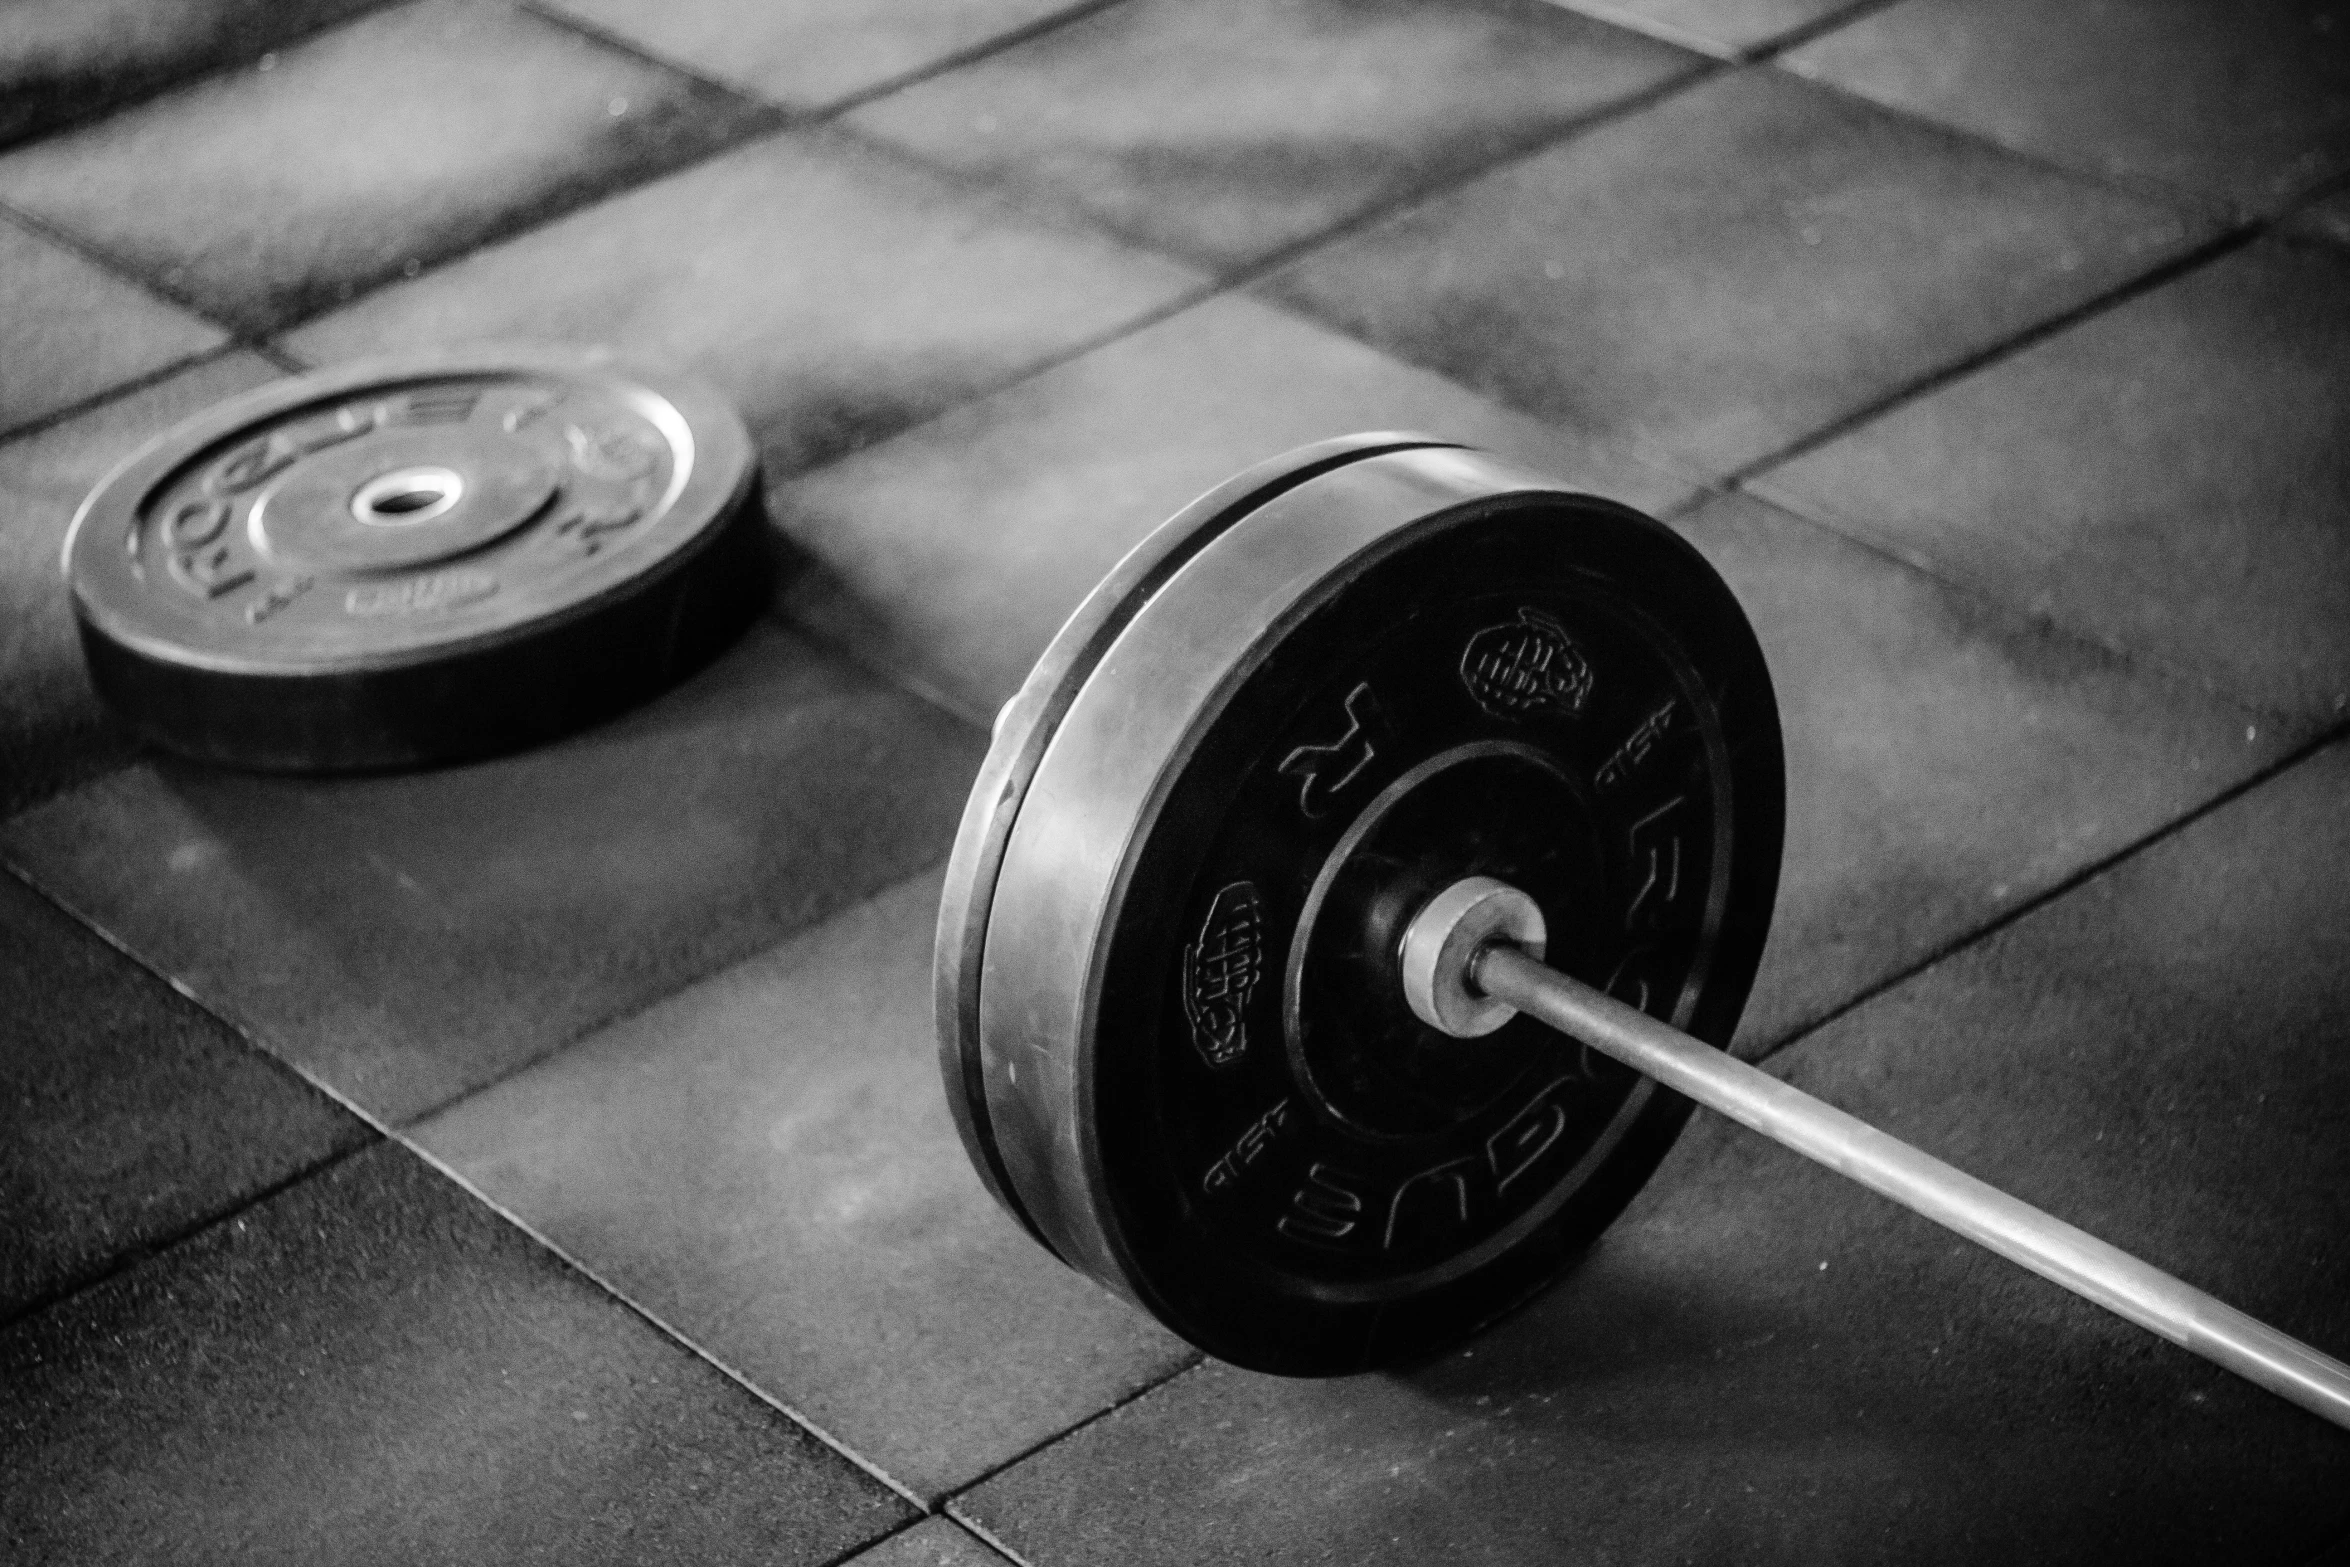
1763,53,2245,226
520,0,1127,129
0,865,417,1158
1545,0,1903,64
389,851,958,1132
811,1513,931,1567
938,1354,1210,1505
3,839,1201,1528
400,1136,933,1510
1704,483,2317,730
943,1505,1047,1567
1735,0,1910,61
794,0,1134,122
0,1136,376,1335
0,341,256,454
0,198,253,351
9,6,796,350
0,850,938,1513
1749,721,2350,1072
1723,223,2259,489
0,0,415,157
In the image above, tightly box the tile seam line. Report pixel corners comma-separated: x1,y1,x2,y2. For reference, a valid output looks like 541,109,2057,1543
0,807,1189,1524
1723,219,2262,489
0,198,254,352
1213,25,2221,330
942,1504,1046,1567
0,109,802,351
37,5,802,346
253,11,1725,469
741,44,1746,539
828,44,1727,306
258,2,1155,349
401,1135,933,1510
518,0,1130,126
1732,0,1911,63
1759,53,2245,226
0,1136,377,1335
0,0,415,157
809,1512,932,1567
1749,719,2350,1073
1235,171,2230,494
0,341,256,454
1711,482,2316,730
1550,0,1904,65
935,1353,1211,1505
387,850,961,1132
0,840,932,1516
0,857,408,1143
757,244,2278,802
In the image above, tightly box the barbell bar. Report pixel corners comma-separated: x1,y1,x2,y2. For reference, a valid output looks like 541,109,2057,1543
1411,874,2350,1430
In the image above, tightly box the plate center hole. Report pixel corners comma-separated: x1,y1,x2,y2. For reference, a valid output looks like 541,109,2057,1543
352,466,464,527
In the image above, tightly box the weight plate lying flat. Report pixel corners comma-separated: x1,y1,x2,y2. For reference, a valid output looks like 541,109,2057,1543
64,345,766,770
939,441,1785,1374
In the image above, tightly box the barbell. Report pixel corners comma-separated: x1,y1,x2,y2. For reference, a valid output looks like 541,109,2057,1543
932,434,2350,1427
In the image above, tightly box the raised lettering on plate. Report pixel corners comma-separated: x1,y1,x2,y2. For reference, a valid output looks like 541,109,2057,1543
161,498,230,551
399,387,480,425
1595,697,1678,792
553,499,645,555
1201,1098,1292,1197
1183,882,1265,1069
564,422,658,482
1278,1163,1365,1244
1625,795,1690,932
244,576,313,625
171,544,254,601
1277,682,1381,819
1486,1079,1572,1194
1383,1158,1478,1249
1460,607,1593,721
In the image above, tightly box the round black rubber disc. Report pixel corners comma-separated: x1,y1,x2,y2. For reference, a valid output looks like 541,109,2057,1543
64,344,766,771
938,440,1785,1375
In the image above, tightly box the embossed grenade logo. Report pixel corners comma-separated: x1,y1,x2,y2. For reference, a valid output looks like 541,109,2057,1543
1459,607,1594,720
1183,882,1265,1069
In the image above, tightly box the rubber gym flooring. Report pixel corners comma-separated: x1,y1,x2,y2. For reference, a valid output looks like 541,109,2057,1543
4,1,2349,1561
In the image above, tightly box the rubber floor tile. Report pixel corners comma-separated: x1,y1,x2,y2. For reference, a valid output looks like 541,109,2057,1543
958,743,2350,1565
1550,0,1868,56
0,1142,911,1565
1680,491,2289,1052
0,352,282,820
1784,0,2350,211
847,1518,1014,1566
1258,65,2205,479
282,127,1201,482
846,0,1697,273
1755,236,2350,722
0,216,225,438
0,870,366,1321
0,0,767,334
0,620,984,1124
543,0,1090,112
414,870,1195,1503
0,0,382,149
776,291,1697,724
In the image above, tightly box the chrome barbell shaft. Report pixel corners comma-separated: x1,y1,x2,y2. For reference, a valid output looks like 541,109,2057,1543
1466,938,2350,1432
